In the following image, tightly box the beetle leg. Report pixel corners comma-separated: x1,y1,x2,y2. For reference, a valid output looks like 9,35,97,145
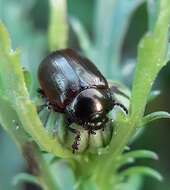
110,85,129,114
110,85,130,99
37,88,46,98
37,88,50,111
83,124,96,135
68,127,81,154
113,102,128,114
86,126,96,135
37,101,53,113
37,88,60,112
37,88,52,108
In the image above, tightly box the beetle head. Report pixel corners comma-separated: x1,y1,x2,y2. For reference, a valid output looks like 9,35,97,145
66,88,113,129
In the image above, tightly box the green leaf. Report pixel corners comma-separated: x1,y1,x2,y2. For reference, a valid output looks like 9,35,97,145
69,16,91,56
130,0,170,121
48,0,68,51
0,22,71,158
120,166,163,182
122,150,158,160
53,161,76,190
142,111,170,126
166,42,170,62
45,112,58,133
147,0,160,32
117,150,158,168
116,175,142,190
104,0,170,162
0,97,30,147
13,173,40,186
0,21,11,52
93,3,170,184
77,177,97,190
0,98,61,189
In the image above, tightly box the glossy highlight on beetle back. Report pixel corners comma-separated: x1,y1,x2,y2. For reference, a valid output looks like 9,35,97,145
38,48,108,111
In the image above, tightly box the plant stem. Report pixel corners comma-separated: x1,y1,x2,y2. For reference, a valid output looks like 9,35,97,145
22,142,60,190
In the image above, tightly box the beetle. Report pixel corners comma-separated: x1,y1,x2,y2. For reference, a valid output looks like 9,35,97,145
38,48,128,153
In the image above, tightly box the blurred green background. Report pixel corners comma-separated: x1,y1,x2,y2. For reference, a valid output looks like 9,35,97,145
0,0,170,190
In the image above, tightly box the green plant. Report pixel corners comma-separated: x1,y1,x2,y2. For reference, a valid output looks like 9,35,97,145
0,0,170,190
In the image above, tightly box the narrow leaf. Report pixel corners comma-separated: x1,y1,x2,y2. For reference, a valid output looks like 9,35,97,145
122,150,158,160
130,0,170,121
117,150,158,168
166,42,170,62
142,111,170,126
0,21,11,51
147,0,160,32
13,173,40,186
69,17,91,56
120,166,163,181
0,22,71,158
117,175,142,190
48,0,68,51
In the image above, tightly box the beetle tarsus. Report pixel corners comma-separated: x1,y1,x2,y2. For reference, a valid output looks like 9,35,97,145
37,88,59,112
68,127,81,154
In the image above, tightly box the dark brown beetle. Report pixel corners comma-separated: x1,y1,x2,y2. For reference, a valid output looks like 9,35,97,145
38,49,127,153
